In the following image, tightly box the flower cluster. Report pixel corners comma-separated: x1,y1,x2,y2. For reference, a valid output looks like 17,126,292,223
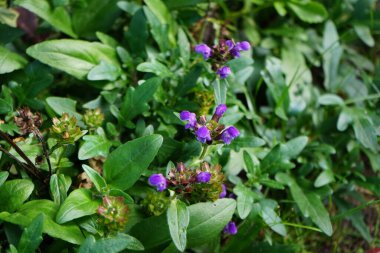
180,104,240,145
195,39,251,79
148,162,225,204
83,108,104,129
50,113,86,144
97,196,129,233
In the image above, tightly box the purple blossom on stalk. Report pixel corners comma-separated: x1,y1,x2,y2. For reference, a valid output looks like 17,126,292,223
226,40,234,49
196,171,211,183
195,44,212,60
219,184,227,198
215,104,227,117
148,174,167,192
195,126,211,143
236,41,251,51
221,126,240,145
180,111,197,129
224,221,238,235
216,66,231,79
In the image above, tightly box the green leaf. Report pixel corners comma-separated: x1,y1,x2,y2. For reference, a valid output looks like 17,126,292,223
0,7,19,27
49,174,71,205
0,171,9,187
87,60,121,81
78,128,112,160
14,0,76,37
314,170,335,187
214,78,227,105
17,214,44,253
0,179,34,212
354,24,374,47
103,134,163,190
258,199,287,236
0,200,84,244
323,21,343,90
318,94,344,106
187,199,236,246
167,199,189,252
230,136,266,149
78,233,144,253
233,184,256,219
26,39,118,79
0,98,13,114
125,9,148,56
353,116,379,152
136,61,171,78
82,165,107,192
0,46,27,74
55,188,101,224
46,96,82,120
275,173,333,236
120,77,161,122
178,28,190,62
261,136,308,174
287,1,328,23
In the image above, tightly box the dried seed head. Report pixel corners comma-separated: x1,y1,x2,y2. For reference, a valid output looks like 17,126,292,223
14,107,42,135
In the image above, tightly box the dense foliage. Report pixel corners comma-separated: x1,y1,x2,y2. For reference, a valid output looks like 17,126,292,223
0,0,379,252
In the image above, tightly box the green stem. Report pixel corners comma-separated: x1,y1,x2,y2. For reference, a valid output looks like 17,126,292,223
345,93,380,105
199,145,209,161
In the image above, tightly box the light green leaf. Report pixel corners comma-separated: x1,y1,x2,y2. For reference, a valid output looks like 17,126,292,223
0,179,34,212
87,60,121,81
318,94,344,106
314,170,335,187
0,7,19,27
213,78,227,105
17,214,44,253
0,46,27,74
78,128,112,160
103,134,163,190
353,116,379,152
82,165,107,192
27,39,118,79
56,188,100,224
275,173,333,236
46,96,82,120
78,233,144,253
49,174,71,205
136,61,171,78
287,1,328,23
0,171,9,187
233,184,256,219
258,200,287,236
167,199,189,252
354,24,374,47
14,0,76,37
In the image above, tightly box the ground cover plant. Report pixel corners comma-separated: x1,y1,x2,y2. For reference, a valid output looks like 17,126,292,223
0,0,379,252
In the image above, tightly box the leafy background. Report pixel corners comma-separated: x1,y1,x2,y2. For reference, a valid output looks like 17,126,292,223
0,0,379,252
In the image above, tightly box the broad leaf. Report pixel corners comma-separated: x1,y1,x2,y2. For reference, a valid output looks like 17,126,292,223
0,179,34,212
27,39,119,79
56,188,100,224
103,134,163,190
78,128,112,160
287,1,328,23
0,46,27,74
78,233,144,253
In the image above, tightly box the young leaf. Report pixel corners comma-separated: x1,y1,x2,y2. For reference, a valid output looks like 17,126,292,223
103,134,163,190
46,96,82,120
167,199,189,252
50,174,71,205
0,179,34,212
78,128,112,160
82,165,107,192
287,1,328,23
353,116,379,152
55,188,101,224
233,184,256,219
17,214,44,253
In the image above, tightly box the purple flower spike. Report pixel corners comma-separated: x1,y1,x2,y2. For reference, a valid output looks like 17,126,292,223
195,44,212,60
221,126,240,145
148,174,167,192
195,126,211,143
237,41,251,51
216,66,231,79
215,104,227,117
224,221,238,235
180,111,197,129
197,171,211,183
219,184,227,198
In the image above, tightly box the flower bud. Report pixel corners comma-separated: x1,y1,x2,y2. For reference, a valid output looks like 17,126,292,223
50,113,86,144
83,108,104,129
224,221,238,235
196,171,211,183
216,66,231,79
221,126,240,144
195,44,212,60
148,174,167,191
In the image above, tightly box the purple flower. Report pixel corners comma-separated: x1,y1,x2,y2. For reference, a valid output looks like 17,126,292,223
216,66,231,79
221,126,240,144
195,44,212,60
219,184,227,198
226,40,234,49
148,174,167,192
224,221,238,235
236,41,251,51
195,126,211,143
180,111,197,129
197,171,211,183
215,104,227,117
230,48,240,58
